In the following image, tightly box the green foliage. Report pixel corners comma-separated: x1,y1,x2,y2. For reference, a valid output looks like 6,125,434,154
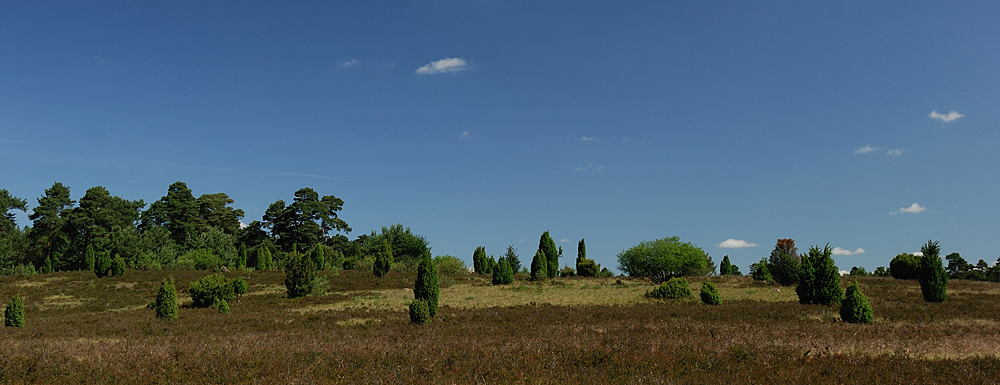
539,231,559,278
617,236,711,283
408,299,431,324
110,254,126,277
95,251,112,278
176,249,222,270
63,186,144,269
750,257,771,282
890,253,921,280
262,188,350,253
472,246,487,275
576,239,599,277
492,257,514,285
84,244,96,271
27,183,74,272
796,245,843,306
189,274,244,307
700,280,721,305
285,251,319,298
600,267,615,277
4,294,24,327
646,277,692,299
849,266,869,277
373,239,393,277
237,244,248,270
255,246,272,271
140,181,199,247
720,255,733,276
872,266,891,277
154,277,178,320
217,299,230,314
196,192,245,236
40,257,53,274
503,245,522,274
414,255,440,317
559,265,575,277
530,249,548,281
767,239,801,286
433,255,467,275
840,281,873,324
918,240,948,303
310,244,326,270
484,255,497,275
190,227,238,268
358,224,429,267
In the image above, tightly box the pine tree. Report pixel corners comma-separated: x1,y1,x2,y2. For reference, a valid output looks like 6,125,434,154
539,231,559,278
374,238,392,277
84,244,96,271
311,244,326,271
155,277,178,320
840,281,873,324
238,244,248,270
919,239,948,302
531,249,548,281
503,245,522,273
4,295,24,327
700,280,721,305
414,254,440,317
493,257,514,285
720,255,733,276
472,246,487,274
796,245,843,306
768,238,801,286
111,254,126,277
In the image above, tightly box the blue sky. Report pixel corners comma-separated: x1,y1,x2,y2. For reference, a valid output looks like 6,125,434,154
2,1,998,272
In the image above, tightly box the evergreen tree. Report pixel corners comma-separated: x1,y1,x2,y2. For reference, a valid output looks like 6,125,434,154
530,249,548,281
155,277,178,320
414,254,440,317
373,239,392,277
84,244,96,271
111,254,126,277
840,281,873,324
493,257,514,285
311,244,326,270
484,255,497,275
539,231,559,278
41,257,53,274
750,257,771,282
503,245,521,274
255,246,269,270
919,239,948,302
720,255,733,276
472,246,487,275
409,299,431,324
767,238,801,286
95,251,112,278
4,294,24,327
218,299,230,314
238,244,248,270
700,280,721,305
575,238,599,277
285,251,318,298
796,245,843,306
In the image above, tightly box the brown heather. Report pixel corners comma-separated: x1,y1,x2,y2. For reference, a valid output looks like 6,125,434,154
2,270,1000,383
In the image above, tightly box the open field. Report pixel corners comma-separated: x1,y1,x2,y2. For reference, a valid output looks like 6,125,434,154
2,270,1000,383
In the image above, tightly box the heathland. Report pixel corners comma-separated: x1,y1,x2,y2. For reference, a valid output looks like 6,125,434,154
2,269,1000,384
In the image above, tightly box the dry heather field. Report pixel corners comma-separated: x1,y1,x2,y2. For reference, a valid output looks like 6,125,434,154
2,269,1000,384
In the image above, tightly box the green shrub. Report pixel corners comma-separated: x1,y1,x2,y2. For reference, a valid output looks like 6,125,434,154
700,280,721,305
720,255,733,276
840,281,873,324
255,246,271,270
796,245,843,306
409,299,431,324
433,255,467,275
111,254,126,277
95,251,112,278
189,274,243,307
577,258,599,277
890,253,921,279
155,277,178,320
310,244,326,271
40,257,53,274
849,266,869,277
600,267,615,277
237,244,248,270
530,249,548,281
493,258,514,285
919,240,948,302
617,236,711,283
218,299,230,314
374,239,392,278
559,265,576,277
872,266,891,277
539,231,559,278
472,246,487,275
177,249,222,270
285,252,318,298
4,295,24,327
767,239,801,286
84,244,96,271
504,245,522,274
414,255,440,317
646,277,692,299
129,250,161,271
750,257,772,282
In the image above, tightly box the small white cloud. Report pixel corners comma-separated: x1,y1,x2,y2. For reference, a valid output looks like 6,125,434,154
929,110,964,123
461,130,471,138
839,270,850,276
416,58,469,74
854,145,880,154
913,251,924,257
239,221,248,229
899,203,926,214
559,239,569,243
887,148,903,156
338,58,362,68
580,136,595,142
717,239,758,249
832,247,866,256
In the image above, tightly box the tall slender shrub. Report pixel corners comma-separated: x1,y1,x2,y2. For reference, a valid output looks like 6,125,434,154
311,244,326,270
4,295,24,327
285,252,318,298
530,249,548,281
155,277,178,320
238,244,248,270
41,257,53,274
414,254,440,317
95,251,112,278
473,246,487,274
796,245,843,306
111,255,126,277
919,240,948,302
504,245,522,273
374,239,392,277
840,281,873,324
720,255,733,276
493,257,514,285
539,231,559,278
84,244,96,271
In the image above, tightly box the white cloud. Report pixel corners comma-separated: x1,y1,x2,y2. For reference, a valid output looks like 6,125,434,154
913,251,924,257
887,148,903,156
854,145,880,154
461,130,471,138
239,221,248,229
832,247,866,256
717,239,758,249
416,58,469,74
899,203,926,214
929,110,964,123
338,58,362,68
559,239,569,243
580,136,595,142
